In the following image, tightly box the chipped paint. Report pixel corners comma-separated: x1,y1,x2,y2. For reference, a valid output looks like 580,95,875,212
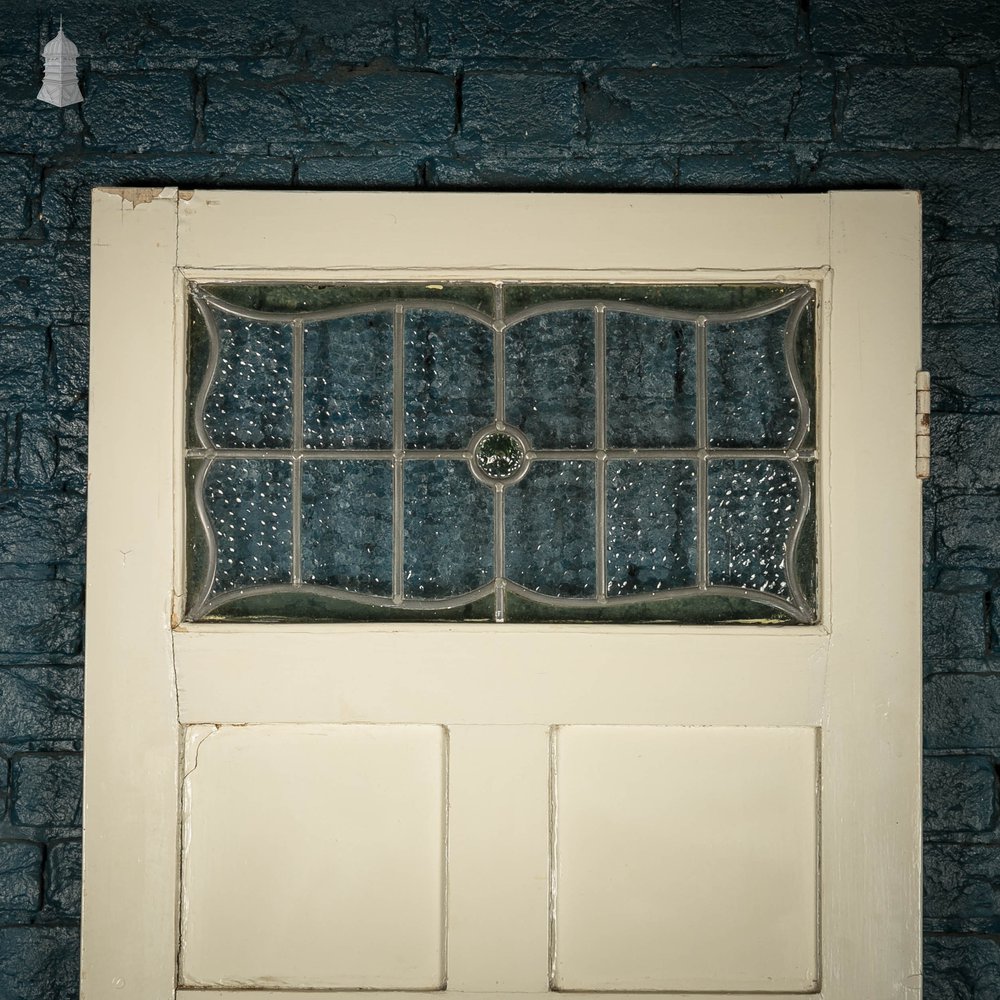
109,186,181,208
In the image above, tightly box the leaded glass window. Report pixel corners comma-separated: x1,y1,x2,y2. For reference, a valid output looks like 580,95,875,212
185,282,817,624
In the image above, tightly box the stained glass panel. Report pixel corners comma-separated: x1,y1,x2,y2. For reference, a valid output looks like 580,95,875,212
185,282,818,624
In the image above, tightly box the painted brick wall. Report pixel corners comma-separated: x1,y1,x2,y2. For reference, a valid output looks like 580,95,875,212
0,1,997,996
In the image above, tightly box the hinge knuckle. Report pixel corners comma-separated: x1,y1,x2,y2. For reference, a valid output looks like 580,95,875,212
916,370,931,481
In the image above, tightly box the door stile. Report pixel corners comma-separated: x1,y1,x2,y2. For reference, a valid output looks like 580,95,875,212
820,191,922,998
83,188,184,999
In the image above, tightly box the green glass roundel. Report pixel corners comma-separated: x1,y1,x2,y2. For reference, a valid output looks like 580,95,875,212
474,431,525,481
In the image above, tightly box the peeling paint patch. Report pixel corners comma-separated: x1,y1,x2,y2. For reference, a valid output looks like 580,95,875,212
114,187,166,208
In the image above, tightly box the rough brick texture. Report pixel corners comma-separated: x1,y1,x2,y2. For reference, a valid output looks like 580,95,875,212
45,840,81,917
925,756,998,834
0,928,79,1000
926,844,1000,932
0,0,997,995
925,936,1000,998
0,841,43,914
842,67,961,147
10,754,82,829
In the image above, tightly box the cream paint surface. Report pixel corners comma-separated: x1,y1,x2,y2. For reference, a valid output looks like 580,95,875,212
179,724,446,989
552,726,819,992
84,190,922,1000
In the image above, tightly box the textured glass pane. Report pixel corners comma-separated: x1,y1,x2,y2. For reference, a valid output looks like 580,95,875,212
707,306,800,448
404,461,493,599
606,314,697,448
506,311,595,448
202,459,293,597
202,282,495,315
606,461,698,597
406,310,494,449
201,311,293,448
505,462,596,597
504,284,798,315
707,460,802,597
504,591,796,625
303,315,393,449
301,461,392,595
199,591,496,623
795,301,817,451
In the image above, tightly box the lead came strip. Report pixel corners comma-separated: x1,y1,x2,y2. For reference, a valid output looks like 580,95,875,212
392,304,405,605
695,315,709,591
495,282,507,621
595,305,608,603
291,318,304,586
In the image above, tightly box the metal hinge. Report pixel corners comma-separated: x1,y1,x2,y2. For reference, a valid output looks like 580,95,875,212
916,371,931,481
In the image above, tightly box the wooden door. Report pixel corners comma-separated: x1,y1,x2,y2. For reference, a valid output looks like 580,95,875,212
83,190,922,999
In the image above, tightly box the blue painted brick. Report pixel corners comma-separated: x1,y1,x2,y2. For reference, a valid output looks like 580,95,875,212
429,0,679,62
51,326,88,405
0,97,72,156
925,936,1000,999
924,755,997,833
0,45,39,90
0,330,47,406
679,0,799,56
0,927,79,1000
843,67,961,147
925,843,1000,931
0,841,42,913
428,153,676,190
585,69,833,145
924,326,1000,413
83,73,196,153
933,570,993,592
81,4,396,69
812,0,1000,57
0,414,9,485
0,244,88,327
70,6,296,64
0,494,86,566
936,496,1000,567
461,73,579,145
932,415,1000,494
15,411,87,490
45,839,81,917
925,674,1000,750
678,153,797,189
296,154,423,187
15,415,57,487
924,241,1000,324
0,580,82,657
969,66,1000,142
924,593,986,660
0,668,83,743
0,11,34,59
11,754,82,828
0,158,33,238
204,74,455,153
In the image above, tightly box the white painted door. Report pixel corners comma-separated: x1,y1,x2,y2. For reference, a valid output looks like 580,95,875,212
83,191,922,1000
